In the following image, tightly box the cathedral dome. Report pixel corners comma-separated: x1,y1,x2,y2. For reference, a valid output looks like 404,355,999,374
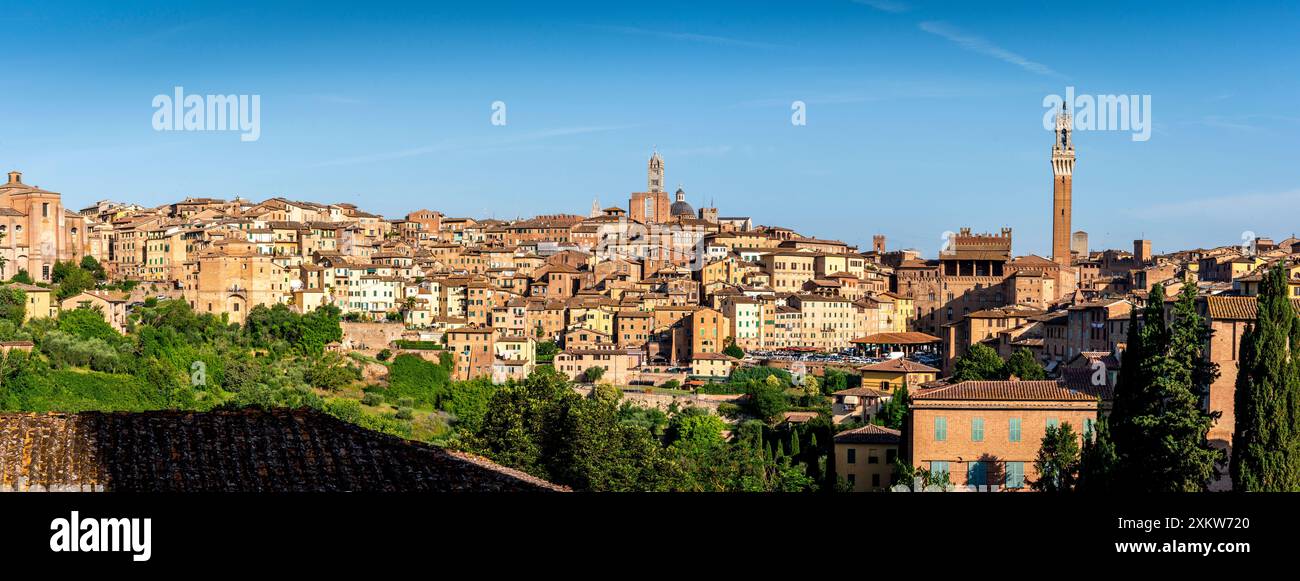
670,187,694,217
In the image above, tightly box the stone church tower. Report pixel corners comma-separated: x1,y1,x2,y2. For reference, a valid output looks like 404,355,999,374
647,150,664,193
1051,104,1075,266
631,151,671,224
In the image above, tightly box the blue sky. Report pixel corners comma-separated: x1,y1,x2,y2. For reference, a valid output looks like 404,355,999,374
1,0,1297,257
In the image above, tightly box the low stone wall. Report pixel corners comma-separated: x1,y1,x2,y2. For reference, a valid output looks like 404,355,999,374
572,386,745,414
341,322,406,352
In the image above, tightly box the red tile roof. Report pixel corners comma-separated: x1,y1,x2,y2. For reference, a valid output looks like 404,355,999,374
859,358,940,373
833,424,902,445
912,380,1105,402
1204,295,1300,320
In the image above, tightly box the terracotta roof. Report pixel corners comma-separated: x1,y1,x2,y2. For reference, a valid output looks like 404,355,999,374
912,380,1105,402
831,386,890,398
1204,295,1300,320
0,409,566,492
858,358,940,373
850,331,941,345
833,424,902,445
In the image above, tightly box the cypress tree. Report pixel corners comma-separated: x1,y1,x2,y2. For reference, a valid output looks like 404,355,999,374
790,431,801,457
1230,264,1300,491
1079,416,1118,492
1108,283,1221,491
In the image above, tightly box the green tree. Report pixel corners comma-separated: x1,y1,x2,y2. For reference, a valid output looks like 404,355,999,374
1079,416,1119,492
874,382,910,430
57,307,120,343
1031,422,1081,492
535,340,559,363
584,365,606,383
723,339,745,359
1109,283,1222,492
951,343,1006,381
79,255,107,282
0,286,26,327
53,264,96,301
748,379,789,423
1230,264,1300,491
800,374,820,398
11,269,32,284
1004,347,1046,380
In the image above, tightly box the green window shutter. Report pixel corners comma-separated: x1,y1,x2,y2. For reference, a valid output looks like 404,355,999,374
930,461,948,476
971,418,984,442
934,417,947,441
1046,417,1059,430
1009,418,1021,442
1006,462,1025,489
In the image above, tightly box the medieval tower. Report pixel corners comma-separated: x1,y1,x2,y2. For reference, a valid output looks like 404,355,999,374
1051,103,1075,266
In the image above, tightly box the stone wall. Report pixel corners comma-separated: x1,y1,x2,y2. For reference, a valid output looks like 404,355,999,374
341,322,406,352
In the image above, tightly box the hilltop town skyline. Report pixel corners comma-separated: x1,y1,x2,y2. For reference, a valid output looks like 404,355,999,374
3,1,1297,256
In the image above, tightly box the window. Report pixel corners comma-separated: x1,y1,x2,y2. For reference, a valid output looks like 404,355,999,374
1009,418,1022,442
929,461,949,476
1083,418,1096,437
886,449,897,465
846,448,856,464
933,417,947,441
1006,462,1025,489
967,461,987,486
868,453,879,465
871,473,881,488
1046,417,1060,430
971,418,985,442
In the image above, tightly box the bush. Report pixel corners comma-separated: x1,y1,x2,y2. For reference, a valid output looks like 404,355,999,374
442,377,496,432
376,348,393,361
58,308,120,344
361,392,385,406
393,340,442,350
40,330,130,373
717,402,744,419
387,353,452,407
728,366,792,387
395,406,414,420
0,287,26,327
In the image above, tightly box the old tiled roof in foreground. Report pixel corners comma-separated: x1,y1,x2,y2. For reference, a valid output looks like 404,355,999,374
0,409,566,492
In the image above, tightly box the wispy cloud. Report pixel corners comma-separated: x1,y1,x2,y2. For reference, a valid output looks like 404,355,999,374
918,21,1063,78
309,125,635,168
593,25,782,49
851,0,910,13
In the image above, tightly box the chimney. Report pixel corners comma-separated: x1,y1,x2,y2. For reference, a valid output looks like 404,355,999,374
6,171,20,184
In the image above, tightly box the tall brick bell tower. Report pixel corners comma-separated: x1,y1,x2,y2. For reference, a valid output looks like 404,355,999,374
1051,103,1075,266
